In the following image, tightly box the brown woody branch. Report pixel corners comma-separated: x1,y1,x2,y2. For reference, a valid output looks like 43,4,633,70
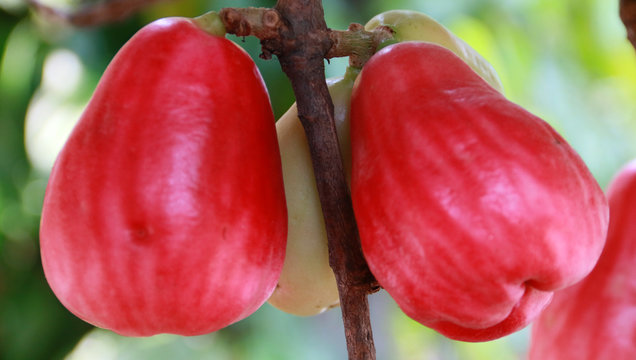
621,0,636,50
220,3,387,359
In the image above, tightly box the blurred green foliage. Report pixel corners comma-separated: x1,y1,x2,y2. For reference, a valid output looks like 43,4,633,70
0,0,634,359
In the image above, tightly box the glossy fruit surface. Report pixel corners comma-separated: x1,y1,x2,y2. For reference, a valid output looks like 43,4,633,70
529,160,636,360
40,17,287,336
365,10,503,93
350,42,609,342
270,10,503,317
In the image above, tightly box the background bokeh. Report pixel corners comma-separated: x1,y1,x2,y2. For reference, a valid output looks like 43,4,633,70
1,0,635,359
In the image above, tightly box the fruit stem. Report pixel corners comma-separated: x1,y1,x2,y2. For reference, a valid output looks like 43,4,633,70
192,11,226,37
327,24,393,68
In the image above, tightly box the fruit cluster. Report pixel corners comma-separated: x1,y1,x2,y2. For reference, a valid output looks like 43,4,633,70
40,9,610,344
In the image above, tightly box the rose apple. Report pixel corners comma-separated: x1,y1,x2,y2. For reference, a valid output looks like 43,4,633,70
39,17,287,336
269,10,503,316
350,42,608,341
529,160,636,360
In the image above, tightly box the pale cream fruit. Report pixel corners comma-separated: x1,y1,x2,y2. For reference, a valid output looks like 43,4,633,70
270,10,503,316
269,69,357,316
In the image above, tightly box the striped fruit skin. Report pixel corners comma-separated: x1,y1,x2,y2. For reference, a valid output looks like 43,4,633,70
350,42,609,342
529,160,636,360
39,17,287,336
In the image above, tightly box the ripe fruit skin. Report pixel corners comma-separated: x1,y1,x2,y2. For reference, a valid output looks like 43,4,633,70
39,17,287,336
365,10,503,93
270,10,502,317
350,42,609,342
529,160,636,360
